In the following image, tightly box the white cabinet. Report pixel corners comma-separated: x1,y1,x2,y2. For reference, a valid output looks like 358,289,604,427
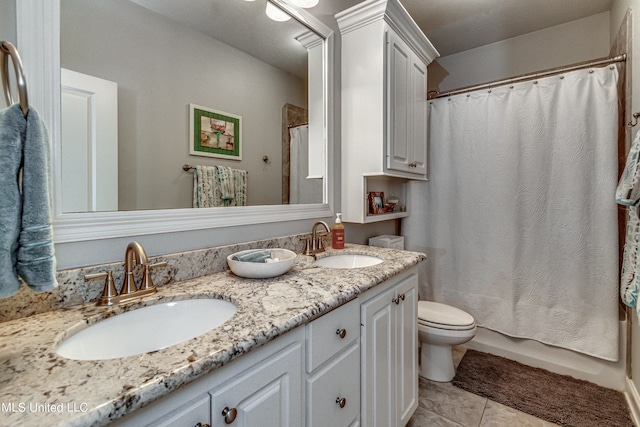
360,269,419,426
144,394,211,427
112,329,304,427
336,0,439,223
387,31,428,177
306,299,361,427
209,339,303,426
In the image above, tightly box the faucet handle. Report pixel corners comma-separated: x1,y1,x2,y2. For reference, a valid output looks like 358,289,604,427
85,270,118,306
315,231,328,253
303,238,312,256
139,261,167,291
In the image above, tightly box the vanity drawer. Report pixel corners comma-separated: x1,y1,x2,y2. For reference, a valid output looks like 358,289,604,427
305,298,359,372
306,342,360,427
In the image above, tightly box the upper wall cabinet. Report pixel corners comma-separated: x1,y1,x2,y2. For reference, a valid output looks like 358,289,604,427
336,0,438,223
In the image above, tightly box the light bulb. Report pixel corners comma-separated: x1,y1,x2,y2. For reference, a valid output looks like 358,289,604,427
266,3,291,21
291,0,319,8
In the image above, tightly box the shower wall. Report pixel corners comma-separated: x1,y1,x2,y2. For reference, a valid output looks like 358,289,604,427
427,12,611,93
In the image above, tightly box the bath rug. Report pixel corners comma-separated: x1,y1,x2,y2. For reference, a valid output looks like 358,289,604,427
452,350,633,427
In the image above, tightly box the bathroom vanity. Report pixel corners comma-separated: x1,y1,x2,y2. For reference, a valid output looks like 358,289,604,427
0,244,425,427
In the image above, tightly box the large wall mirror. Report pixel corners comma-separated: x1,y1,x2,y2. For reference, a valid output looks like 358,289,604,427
17,0,334,242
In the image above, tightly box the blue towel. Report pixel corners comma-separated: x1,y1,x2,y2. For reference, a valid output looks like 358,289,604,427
232,250,272,262
0,104,57,298
616,130,640,312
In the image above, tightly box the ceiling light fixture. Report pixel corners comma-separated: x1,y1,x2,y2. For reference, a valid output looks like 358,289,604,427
291,0,319,8
265,2,291,21
265,0,319,22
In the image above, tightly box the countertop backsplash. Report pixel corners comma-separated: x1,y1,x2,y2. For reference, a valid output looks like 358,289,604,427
0,233,318,323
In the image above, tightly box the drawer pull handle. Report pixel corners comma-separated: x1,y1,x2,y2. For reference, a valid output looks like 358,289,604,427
222,407,238,424
336,397,346,408
336,328,347,339
194,424,211,427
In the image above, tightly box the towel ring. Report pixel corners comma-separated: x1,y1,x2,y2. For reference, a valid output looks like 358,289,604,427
0,41,29,116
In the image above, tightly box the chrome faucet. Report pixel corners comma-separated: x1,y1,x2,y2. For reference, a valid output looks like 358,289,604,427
304,221,330,255
85,241,166,306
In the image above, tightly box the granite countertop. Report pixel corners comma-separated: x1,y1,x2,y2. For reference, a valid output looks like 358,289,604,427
0,244,425,427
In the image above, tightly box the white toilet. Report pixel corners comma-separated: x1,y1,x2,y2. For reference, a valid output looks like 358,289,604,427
417,301,476,382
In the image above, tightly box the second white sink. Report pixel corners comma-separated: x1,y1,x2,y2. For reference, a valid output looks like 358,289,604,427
314,254,383,269
56,298,237,360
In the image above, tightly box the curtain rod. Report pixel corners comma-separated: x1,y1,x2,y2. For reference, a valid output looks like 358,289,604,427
430,53,626,99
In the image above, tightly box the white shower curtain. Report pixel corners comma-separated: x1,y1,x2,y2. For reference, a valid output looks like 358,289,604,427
404,66,620,361
290,125,323,204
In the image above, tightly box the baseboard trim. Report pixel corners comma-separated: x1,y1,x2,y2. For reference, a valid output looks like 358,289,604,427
625,376,640,426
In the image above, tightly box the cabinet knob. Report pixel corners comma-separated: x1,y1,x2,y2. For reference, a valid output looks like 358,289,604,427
392,297,400,305
400,293,405,301
194,424,211,427
336,328,347,339
336,397,347,409
408,161,418,167
222,407,238,424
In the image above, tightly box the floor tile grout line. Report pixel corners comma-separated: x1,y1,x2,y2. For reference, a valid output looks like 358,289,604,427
476,398,489,427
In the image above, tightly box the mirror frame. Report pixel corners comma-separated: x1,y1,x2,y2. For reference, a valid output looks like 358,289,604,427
17,0,334,243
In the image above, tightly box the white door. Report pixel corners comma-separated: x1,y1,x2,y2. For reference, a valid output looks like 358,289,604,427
209,341,303,427
61,68,118,212
361,286,396,427
395,275,419,426
386,30,411,174
410,56,427,176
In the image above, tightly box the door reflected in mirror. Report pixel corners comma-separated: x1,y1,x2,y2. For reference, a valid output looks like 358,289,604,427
60,0,325,213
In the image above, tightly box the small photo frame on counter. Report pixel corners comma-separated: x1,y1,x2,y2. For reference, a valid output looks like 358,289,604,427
368,191,384,215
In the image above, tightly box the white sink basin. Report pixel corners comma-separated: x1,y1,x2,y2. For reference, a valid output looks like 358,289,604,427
314,254,383,269
56,299,237,360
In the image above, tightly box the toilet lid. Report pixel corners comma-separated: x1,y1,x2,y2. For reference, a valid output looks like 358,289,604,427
418,301,475,330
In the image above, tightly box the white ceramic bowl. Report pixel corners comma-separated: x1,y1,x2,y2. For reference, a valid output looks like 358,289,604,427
227,248,297,279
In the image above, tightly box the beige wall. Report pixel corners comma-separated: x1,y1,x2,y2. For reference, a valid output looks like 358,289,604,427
0,0,16,47
429,12,611,93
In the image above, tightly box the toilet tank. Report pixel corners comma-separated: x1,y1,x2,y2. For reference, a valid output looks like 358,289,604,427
369,235,404,250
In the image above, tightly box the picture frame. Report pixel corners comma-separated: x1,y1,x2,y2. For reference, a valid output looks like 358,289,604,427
189,104,242,160
368,191,385,215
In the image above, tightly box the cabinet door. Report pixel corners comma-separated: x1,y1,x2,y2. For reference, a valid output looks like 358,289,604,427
209,341,303,427
360,286,396,427
306,342,360,427
386,30,411,174
395,275,419,426
410,56,427,176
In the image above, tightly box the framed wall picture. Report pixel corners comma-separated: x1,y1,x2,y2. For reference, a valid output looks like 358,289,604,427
189,104,242,160
368,191,384,215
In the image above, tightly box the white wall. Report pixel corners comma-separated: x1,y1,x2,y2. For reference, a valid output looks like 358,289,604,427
60,0,307,210
429,12,611,93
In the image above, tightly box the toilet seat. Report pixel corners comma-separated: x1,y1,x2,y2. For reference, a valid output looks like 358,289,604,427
418,301,475,331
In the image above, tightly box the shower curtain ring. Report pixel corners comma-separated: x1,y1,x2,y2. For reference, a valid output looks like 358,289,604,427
627,112,640,127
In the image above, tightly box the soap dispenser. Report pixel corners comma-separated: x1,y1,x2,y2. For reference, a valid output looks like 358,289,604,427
332,213,345,249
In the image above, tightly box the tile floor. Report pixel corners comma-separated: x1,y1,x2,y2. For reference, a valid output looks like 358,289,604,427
407,346,560,427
